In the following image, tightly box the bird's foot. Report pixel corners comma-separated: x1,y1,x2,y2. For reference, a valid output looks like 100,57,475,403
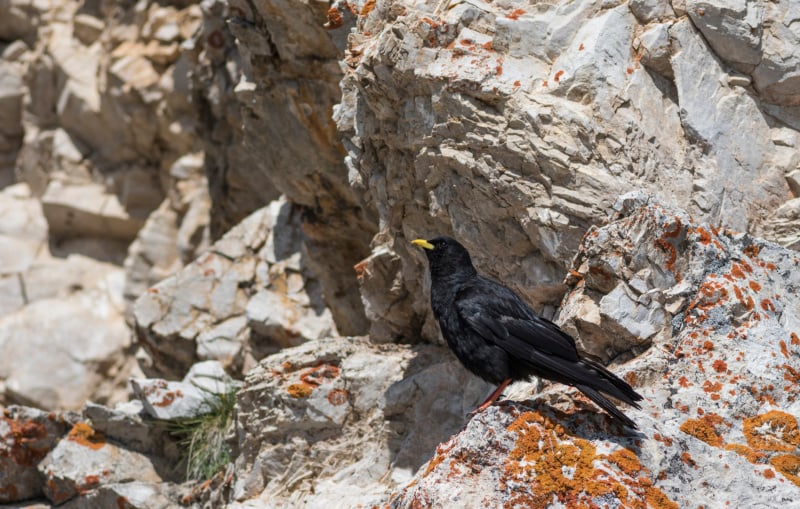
469,378,512,416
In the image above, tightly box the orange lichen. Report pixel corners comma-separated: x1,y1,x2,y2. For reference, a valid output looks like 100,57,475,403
725,443,767,464
749,281,762,291
770,454,800,486
579,43,585,50
681,451,697,468
783,364,800,385
360,0,376,16
791,332,799,346
502,411,677,508
703,381,722,393
353,260,368,282
694,226,712,244
763,468,775,479
730,263,745,279
743,411,800,452
67,422,105,450
653,433,674,446
712,360,728,373
327,389,349,406
780,340,789,359
153,389,183,407
554,70,564,82
287,383,314,398
655,238,679,279
301,363,340,386
678,376,691,388
680,416,723,447
1,417,49,466
506,8,525,19
743,245,760,258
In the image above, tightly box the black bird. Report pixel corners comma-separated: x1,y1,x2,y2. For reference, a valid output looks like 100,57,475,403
412,236,643,428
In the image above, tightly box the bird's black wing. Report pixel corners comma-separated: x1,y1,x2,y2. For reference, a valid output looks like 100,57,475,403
454,276,580,363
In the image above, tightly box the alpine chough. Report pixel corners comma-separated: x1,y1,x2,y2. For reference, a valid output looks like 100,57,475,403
413,236,643,428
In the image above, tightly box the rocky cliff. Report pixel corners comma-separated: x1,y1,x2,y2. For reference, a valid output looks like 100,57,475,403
1,0,799,507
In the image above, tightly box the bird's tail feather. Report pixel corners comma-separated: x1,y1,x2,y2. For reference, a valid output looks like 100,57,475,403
575,384,638,429
580,358,643,408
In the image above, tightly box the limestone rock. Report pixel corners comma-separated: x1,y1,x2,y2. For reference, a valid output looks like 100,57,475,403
382,195,800,507
132,360,237,421
134,199,333,379
226,336,491,507
59,482,180,509
193,0,377,336
0,287,134,410
38,421,164,506
761,198,800,250
0,406,73,504
338,0,793,343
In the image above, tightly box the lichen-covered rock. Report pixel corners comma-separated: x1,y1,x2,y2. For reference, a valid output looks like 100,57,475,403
0,406,74,503
385,195,800,507
223,336,491,507
337,0,795,343
193,0,377,336
134,199,334,379
38,420,166,506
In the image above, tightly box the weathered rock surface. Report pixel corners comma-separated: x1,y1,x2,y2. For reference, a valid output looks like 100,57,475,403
223,336,490,508
0,183,139,411
384,195,800,507
134,199,334,379
0,406,74,504
193,0,377,337
335,0,798,343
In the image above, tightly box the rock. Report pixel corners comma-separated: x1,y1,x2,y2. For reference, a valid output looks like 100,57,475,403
38,421,164,506
760,198,800,250
0,290,134,410
227,336,491,507
0,183,48,278
122,158,211,312
637,22,673,77
194,0,376,336
82,401,180,463
0,0,43,44
131,360,237,420
131,378,215,421
338,0,790,342
59,481,180,509
245,288,334,348
786,169,800,197
382,195,800,507
0,406,74,504
686,0,763,72
134,199,333,379
629,0,674,23
73,14,104,45
41,181,146,241
752,0,800,105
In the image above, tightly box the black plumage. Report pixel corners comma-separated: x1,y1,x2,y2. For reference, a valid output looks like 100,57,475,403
413,236,643,428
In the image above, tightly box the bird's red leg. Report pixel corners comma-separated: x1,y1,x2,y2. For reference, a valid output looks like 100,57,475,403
472,378,512,414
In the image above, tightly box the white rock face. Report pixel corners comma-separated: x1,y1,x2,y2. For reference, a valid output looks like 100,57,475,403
134,199,335,379
333,0,796,343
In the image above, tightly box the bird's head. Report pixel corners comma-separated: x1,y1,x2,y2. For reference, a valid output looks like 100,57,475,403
412,236,477,279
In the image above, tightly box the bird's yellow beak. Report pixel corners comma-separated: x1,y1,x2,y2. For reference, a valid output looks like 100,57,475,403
412,239,434,250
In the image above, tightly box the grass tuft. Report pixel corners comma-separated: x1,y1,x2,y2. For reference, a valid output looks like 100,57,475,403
165,388,237,481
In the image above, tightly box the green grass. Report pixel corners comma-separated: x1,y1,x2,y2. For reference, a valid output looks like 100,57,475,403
165,388,237,481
